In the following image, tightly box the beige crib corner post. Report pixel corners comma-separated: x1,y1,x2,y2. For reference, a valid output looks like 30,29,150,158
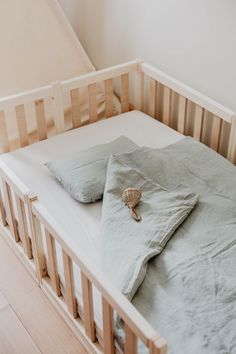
135,60,144,112
52,81,65,134
227,115,236,164
151,337,168,354
26,193,47,283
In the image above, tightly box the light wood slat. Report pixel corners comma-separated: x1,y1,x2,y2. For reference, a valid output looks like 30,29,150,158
88,83,98,123
81,272,96,341
227,116,236,164
148,78,156,117
45,230,61,296
121,73,129,113
125,323,137,354
15,104,29,147
0,190,7,227
70,88,81,128
104,79,114,118
52,82,65,134
193,105,204,141
32,214,47,278
35,99,47,141
15,195,32,259
102,297,115,354
177,96,187,134
135,69,144,111
210,115,222,151
163,86,171,126
62,250,77,318
0,111,10,153
2,181,19,242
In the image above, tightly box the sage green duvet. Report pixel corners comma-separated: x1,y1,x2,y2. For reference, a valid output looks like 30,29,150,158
100,138,236,354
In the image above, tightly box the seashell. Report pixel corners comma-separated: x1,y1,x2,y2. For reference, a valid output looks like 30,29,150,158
122,188,142,222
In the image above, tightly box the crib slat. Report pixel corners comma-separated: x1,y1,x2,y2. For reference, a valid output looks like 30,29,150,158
148,78,156,117
70,88,81,128
15,195,32,259
52,82,65,134
2,181,19,242
35,99,47,141
88,83,98,123
210,115,222,151
0,111,10,153
0,190,7,227
62,250,77,318
135,69,144,111
177,96,187,134
81,272,96,341
227,116,236,163
121,73,129,113
163,87,171,126
102,297,115,354
32,214,47,278
193,105,204,141
125,323,137,354
46,230,61,296
104,79,114,118
15,104,29,147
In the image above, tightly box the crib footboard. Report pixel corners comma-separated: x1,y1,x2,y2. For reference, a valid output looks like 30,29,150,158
29,198,167,354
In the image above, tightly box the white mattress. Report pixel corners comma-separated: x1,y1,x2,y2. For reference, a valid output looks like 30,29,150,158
1,110,183,263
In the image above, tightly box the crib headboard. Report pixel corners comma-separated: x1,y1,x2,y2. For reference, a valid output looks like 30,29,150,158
0,60,235,164
138,61,236,164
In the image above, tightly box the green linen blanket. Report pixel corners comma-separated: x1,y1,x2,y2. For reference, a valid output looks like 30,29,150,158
99,137,236,354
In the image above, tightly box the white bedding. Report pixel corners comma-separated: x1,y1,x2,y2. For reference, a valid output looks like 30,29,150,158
1,110,183,262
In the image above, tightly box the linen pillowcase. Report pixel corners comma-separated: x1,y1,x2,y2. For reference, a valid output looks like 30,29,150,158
46,136,137,203
99,154,198,300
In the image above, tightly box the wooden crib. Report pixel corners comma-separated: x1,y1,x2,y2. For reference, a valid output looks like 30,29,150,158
0,60,235,354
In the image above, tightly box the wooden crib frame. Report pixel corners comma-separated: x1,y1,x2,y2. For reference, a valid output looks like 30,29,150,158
0,60,235,354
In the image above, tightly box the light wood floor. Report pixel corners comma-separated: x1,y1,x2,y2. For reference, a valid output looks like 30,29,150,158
0,235,87,354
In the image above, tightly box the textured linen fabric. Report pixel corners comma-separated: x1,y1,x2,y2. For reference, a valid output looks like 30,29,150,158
46,136,137,203
99,154,198,300
100,138,236,354
100,155,197,300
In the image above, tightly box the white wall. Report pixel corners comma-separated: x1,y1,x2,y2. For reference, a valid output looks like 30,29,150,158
58,0,236,111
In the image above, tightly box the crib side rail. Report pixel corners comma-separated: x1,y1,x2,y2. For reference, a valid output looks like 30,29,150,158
0,61,137,154
30,199,167,354
138,62,236,164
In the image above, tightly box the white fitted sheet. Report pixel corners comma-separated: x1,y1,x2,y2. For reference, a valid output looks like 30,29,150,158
1,110,183,262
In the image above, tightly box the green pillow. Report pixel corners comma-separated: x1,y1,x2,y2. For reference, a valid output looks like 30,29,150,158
46,136,137,203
